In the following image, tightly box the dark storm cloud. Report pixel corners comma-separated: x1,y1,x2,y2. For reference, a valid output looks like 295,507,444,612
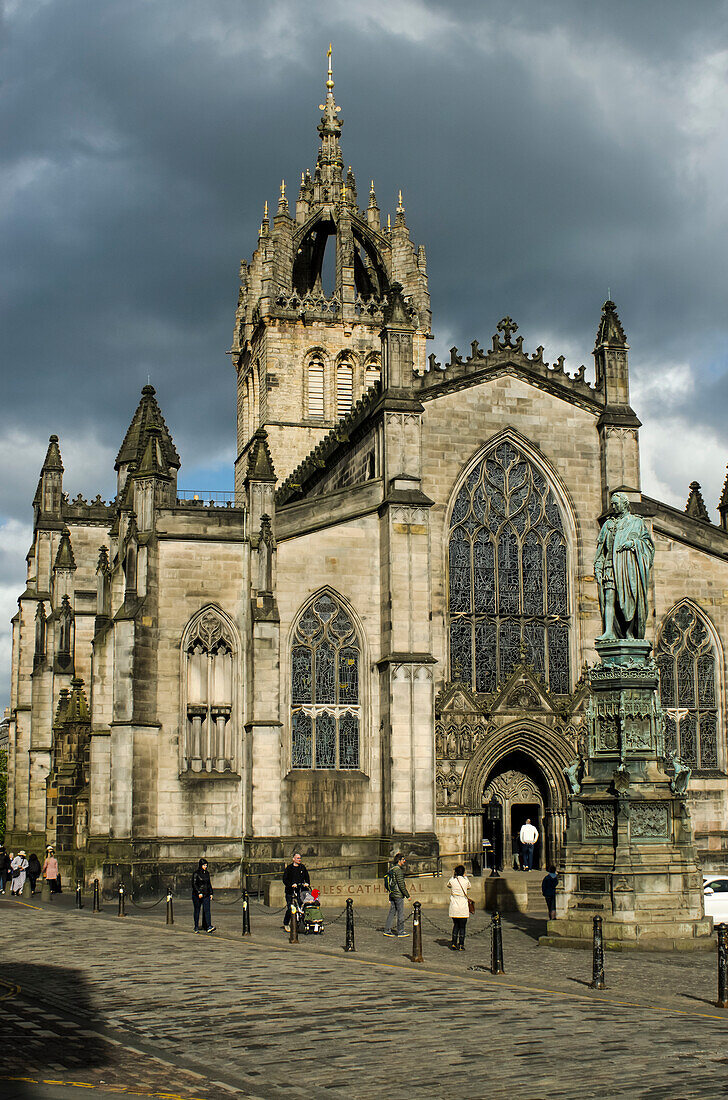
2,0,728,700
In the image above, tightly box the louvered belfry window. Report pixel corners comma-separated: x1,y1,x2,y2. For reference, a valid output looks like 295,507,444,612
336,361,353,420
308,357,325,419
448,441,570,694
291,592,360,770
658,604,719,770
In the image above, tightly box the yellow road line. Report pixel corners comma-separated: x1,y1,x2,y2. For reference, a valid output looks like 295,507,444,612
0,1077,208,1100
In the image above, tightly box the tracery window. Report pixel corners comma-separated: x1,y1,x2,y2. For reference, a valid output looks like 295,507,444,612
657,604,720,771
183,608,236,773
336,360,353,420
307,357,325,418
291,592,360,770
448,441,570,694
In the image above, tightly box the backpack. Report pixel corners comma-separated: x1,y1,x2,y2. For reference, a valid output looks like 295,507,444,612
383,868,395,893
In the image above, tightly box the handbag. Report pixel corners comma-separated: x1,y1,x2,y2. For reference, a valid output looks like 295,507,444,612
457,875,475,915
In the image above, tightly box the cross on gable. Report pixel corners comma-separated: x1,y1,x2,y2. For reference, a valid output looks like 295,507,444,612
497,316,518,345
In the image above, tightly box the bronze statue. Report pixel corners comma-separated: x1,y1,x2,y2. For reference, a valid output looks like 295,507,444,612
594,492,655,641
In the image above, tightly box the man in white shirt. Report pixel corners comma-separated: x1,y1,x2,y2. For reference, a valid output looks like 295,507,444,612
519,819,539,871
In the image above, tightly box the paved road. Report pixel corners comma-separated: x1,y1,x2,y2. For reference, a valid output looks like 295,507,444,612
1,888,727,1099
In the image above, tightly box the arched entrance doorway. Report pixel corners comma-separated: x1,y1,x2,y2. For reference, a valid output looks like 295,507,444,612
482,751,551,871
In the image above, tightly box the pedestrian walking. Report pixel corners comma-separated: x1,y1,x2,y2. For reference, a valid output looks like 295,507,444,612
383,853,410,938
42,847,61,893
191,858,215,933
11,851,29,896
0,847,11,894
541,864,559,920
519,818,539,871
282,852,310,933
446,864,472,950
27,853,41,895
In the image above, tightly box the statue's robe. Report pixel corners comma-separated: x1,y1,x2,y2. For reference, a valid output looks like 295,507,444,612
595,511,654,637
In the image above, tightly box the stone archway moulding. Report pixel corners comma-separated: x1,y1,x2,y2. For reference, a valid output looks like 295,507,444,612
460,720,572,811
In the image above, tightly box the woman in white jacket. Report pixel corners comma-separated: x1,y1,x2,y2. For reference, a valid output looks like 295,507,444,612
10,851,28,897
446,863,471,950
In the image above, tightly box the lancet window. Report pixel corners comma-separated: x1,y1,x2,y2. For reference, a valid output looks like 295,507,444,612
183,608,237,773
291,592,361,770
448,441,570,694
657,604,720,771
307,357,325,419
364,356,381,391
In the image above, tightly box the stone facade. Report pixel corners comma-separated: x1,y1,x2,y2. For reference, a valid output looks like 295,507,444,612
5,68,728,890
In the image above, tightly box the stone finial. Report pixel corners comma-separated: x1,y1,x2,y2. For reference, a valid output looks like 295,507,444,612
595,299,628,348
277,179,288,214
53,527,77,571
395,189,406,227
65,676,90,723
383,282,415,327
96,545,111,575
53,687,71,729
496,316,518,347
685,481,710,523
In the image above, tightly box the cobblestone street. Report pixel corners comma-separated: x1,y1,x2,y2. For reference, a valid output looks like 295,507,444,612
1,888,727,1099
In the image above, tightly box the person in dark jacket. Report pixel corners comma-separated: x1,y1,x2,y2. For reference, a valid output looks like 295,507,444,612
27,853,41,894
383,853,410,937
282,852,310,932
191,859,216,933
541,864,559,920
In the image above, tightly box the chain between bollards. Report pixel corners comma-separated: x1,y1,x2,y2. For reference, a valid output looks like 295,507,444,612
590,914,605,990
242,891,251,936
92,878,101,912
491,911,504,974
117,884,126,918
289,906,299,944
75,882,83,910
717,923,728,1009
166,892,174,926
344,898,355,952
412,901,423,962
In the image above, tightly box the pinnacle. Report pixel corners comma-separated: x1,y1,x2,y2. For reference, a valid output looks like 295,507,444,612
54,527,77,571
685,481,710,523
115,386,180,473
595,298,628,348
42,434,64,473
246,427,276,482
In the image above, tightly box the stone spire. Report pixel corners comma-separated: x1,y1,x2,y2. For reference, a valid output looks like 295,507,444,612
685,481,710,523
719,466,728,532
115,385,180,495
595,299,628,348
54,526,77,571
34,434,64,518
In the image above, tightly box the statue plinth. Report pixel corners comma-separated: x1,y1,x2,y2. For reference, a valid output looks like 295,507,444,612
542,638,711,950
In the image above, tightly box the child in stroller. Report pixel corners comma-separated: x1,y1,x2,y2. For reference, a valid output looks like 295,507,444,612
292,885,325,934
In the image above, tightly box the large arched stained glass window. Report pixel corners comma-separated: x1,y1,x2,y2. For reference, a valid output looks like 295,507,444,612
657,604,720,770
291,592,360,770
448,441,570,694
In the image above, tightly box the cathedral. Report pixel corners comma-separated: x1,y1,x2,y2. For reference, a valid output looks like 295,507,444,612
6,60,728,889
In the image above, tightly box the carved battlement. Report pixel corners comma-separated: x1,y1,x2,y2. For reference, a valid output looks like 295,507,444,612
416,317,603,406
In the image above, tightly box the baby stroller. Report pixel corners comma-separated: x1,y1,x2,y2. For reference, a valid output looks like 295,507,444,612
293,886,325,934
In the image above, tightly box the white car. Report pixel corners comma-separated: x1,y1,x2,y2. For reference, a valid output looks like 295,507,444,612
703,875,728,925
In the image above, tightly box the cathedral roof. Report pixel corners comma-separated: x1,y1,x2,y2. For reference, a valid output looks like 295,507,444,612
115,385,180,472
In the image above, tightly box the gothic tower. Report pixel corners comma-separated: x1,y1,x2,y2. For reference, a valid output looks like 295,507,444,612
231,48,432,495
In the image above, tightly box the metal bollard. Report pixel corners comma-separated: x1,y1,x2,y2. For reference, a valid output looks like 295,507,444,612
289,907,299,944
590,915,605,990
491,911,505,974
412,901,423,962
166,892,174,926
75,882,83,909
93,878,101,912
717,923,728,1009
242,891,251,936
117,884,126,917
344,898,355,952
